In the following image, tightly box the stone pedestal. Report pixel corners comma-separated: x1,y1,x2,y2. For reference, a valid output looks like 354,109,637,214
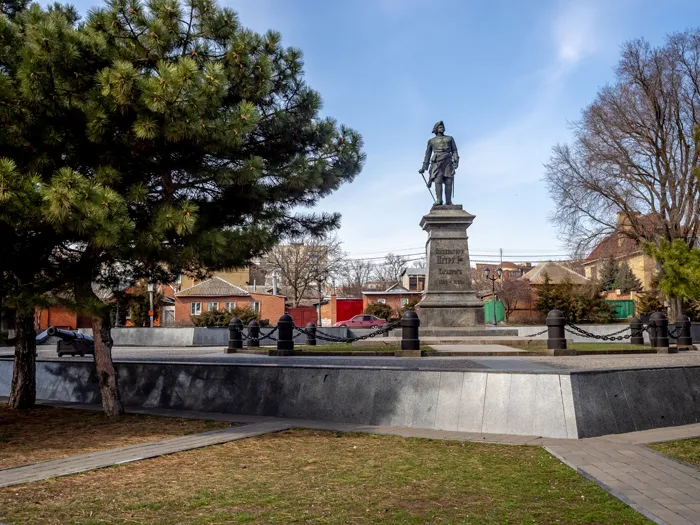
418,204,484,327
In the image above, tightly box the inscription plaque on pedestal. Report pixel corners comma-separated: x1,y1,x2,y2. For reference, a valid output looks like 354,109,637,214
418,204,484,327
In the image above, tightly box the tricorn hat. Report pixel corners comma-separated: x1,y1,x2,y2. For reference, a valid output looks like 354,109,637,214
432,121,445,134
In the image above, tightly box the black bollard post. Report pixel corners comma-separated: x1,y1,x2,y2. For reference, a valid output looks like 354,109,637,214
648,312,659,348
401,311,420,350
630,317,644,345
676,314,693,348
305,322,317,346
247,320,260,349
277,313,294,356
546,309,567,351
227,317,243,353
650,311,670,352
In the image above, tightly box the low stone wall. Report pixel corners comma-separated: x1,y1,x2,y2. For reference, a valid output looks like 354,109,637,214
74,326,349,347
2,359,698,438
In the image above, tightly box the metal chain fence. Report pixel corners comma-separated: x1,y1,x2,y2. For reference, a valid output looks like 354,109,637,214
566,323,647,341
525,328,548,338
230,325,279,342
294,319,402,344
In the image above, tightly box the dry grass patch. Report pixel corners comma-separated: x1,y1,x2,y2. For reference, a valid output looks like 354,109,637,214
0,404,230,469
0,429,650,524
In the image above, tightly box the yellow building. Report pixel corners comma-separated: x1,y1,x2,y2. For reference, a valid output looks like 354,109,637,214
582,233,657,291
177,267,264,292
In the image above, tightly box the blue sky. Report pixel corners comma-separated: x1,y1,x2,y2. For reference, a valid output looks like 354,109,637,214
229,0,700,266
56,0,700,265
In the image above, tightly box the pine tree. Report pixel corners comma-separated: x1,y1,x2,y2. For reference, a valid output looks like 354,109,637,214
614,262,642,293
534,273,556,315
599,256,619,291
0,0,364,415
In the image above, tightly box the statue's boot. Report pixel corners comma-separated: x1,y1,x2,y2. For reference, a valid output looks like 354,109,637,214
445,179,453,205
434,182,443,205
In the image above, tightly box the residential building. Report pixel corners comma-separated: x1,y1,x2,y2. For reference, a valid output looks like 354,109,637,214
582,213,659,291
522,261,589,286
400,267,426,291
485,261,589,323
319,296,364,326
475,262,533,279
176,266,264,292
174,277,285,325
362,283,423,315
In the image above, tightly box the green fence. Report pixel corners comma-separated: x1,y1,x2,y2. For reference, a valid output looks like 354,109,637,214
483,299,505,323
606,300,635,319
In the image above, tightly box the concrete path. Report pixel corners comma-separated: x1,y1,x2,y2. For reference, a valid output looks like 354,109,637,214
0,420,289,488
3,401,700,524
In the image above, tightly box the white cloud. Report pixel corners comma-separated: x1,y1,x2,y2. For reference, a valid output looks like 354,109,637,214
553,2,598,64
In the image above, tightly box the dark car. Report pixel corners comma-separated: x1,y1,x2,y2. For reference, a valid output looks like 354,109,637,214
334,314,386,329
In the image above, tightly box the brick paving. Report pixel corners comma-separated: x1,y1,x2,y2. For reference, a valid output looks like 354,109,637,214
3,401,700,524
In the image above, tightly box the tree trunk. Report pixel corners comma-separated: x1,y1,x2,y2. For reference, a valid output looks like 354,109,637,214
669,297,683,322
7,312,36,409
91,314,123,417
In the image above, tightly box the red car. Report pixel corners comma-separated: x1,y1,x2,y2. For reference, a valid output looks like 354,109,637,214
334,314,386,329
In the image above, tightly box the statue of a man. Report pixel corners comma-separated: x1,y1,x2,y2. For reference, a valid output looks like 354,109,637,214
419,121,459,205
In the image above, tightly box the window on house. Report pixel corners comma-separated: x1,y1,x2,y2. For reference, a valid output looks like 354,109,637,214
377,298,386,304
409,276,417,290
225,302,236,312
190,302,201,316
207,301,219,312
250,301,261,314
401,297,409,306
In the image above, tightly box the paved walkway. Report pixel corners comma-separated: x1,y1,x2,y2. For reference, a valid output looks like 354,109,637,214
3,401,700,525
0,420,290,488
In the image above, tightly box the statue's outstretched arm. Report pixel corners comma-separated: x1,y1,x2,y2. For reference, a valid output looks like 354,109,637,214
421,141,432,172
451,136,459,169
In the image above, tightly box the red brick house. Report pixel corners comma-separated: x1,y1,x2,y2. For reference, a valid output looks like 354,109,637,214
362,284,423,315
174,277,285,325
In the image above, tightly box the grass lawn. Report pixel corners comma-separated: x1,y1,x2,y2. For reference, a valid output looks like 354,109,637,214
649,438,700,468
0,404,229,469
517,342,650,352
0,430,650,524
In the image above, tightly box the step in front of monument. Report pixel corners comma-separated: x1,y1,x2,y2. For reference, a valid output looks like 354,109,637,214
419,327,519,337
354,336,545,347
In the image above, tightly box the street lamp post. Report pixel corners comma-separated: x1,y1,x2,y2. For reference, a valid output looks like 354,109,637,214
483,267,503,326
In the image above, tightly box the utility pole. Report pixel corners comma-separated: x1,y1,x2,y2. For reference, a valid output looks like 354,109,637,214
147,283,154,328
500,248,503,265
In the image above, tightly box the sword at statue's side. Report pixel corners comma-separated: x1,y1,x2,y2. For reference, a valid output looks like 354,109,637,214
419,170,436,202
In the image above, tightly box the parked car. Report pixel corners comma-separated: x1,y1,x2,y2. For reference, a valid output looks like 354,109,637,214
334,315,386,329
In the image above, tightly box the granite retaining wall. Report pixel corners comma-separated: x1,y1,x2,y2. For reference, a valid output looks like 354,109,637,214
73,327,349,346
2,359,698,439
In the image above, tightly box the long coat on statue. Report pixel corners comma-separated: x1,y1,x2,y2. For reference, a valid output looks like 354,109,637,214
421,135,459,184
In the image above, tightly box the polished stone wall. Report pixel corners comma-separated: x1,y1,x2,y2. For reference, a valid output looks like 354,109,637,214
1,359,698,439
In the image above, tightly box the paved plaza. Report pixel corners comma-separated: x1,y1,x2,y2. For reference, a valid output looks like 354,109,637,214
3,345,700,372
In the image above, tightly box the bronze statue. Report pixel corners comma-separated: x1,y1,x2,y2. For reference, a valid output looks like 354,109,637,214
419,121,459,205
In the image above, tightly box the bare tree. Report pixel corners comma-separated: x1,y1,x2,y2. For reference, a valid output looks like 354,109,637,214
373,253,408,287
263,234,345,307
339,259,375,297
411,257,427,268
545,30,700,317
496,279,533,321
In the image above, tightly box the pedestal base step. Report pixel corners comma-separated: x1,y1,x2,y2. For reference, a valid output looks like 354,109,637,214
419,327,518,337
